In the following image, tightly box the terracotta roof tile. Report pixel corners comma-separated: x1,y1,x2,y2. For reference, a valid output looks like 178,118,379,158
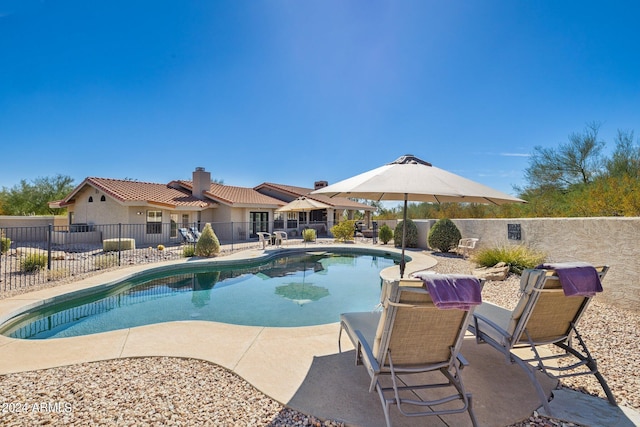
174,181,283,207
79,178,211,208
255,182,374,210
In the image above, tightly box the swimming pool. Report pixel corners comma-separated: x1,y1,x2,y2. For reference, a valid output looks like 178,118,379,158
1,250,400,339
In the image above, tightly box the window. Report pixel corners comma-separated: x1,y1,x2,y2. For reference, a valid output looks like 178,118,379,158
181,214,189,228
146,211,162,234
250,212,269,237
170,214,178,238
100,195,106,202
88,196,93,203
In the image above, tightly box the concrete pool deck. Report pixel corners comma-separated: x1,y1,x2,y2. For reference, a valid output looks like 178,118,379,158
0,244,638,426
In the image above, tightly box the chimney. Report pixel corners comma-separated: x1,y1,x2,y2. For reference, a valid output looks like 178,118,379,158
314,180,328,190
192,167,211,199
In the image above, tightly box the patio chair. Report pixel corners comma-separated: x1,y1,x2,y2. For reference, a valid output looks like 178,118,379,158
256,232,272,249
467,263,616,415
178,227,196,243
189,226,201,240
456,238,479,259
273,230,288,247
339,276,483,427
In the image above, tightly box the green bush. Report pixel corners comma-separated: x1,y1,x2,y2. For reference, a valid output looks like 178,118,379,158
331,220,356,242
471,244,547,275
302,228,316,242
195,223,220,257
428,218,462,252
21,253,47,272
103,238,135,252
1,235,10,254
378,224,393,244
394,219,418,248
183,245,196,257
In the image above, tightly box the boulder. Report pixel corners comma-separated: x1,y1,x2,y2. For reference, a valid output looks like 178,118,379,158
473,263,510,281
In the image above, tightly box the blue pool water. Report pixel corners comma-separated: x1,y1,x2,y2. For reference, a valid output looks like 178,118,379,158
2,251,398,339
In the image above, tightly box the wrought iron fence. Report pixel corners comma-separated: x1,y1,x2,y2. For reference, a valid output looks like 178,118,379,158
0,220,330,292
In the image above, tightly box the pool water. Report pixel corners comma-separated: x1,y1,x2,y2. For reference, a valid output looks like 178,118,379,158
3,251,397,339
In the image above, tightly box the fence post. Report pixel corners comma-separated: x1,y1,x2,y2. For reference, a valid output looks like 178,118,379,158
47,224,52,271
118,223,122,267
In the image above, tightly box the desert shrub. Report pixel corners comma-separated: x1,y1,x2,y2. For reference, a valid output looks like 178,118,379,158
103,238,135,252
1,235,10,254
378,224,393,244
471,244,547,275
21,253,47,272
94,253,118,270
157,244,165,251
47,268,69,281
195,223,220,257
393,219,418,248
302,228,316,242
183,245,196,257
331,220,356,242
428,218,462,252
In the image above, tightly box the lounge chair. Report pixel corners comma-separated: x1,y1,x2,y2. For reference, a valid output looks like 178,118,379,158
190,226,201,240
256,232,272,249
178,227,196,243
273,230,287,247
339,276,483,427
468,263,616,414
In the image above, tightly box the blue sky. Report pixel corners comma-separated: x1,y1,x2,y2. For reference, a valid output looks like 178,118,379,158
1,1,638,199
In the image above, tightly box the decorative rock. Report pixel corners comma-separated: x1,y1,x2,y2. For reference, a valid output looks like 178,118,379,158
472,263,510,281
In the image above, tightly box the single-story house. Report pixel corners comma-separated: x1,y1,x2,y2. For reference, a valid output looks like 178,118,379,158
49,167,374,244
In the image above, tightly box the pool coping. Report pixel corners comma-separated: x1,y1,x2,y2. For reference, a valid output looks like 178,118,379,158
0,244,434,399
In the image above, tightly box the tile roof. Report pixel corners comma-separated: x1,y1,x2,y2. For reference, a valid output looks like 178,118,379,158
67,178,212,209
172,181,284,207
255,182,375,210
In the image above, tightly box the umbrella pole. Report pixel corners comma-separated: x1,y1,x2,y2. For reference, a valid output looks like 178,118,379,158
400,195,407,278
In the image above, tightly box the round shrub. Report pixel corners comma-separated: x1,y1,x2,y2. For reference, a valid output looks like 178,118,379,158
302,228,316,242
331,220,356,243
183,245,196,257
195,223,220,257
394,219,418,248
471,244,546,275
378,224,393,244
428,218,462,252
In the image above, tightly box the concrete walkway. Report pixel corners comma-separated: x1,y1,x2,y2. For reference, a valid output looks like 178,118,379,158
0,244,638,426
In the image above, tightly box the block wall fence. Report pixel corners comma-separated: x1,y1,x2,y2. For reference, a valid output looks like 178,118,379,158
407,217,639,311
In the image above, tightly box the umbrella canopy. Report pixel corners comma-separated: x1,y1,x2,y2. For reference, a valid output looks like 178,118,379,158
276,196,331,212
311,154,525,277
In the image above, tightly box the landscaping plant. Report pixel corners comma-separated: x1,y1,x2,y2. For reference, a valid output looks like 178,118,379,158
195,223,220,257
393,219,418,248
378,224,393,244
331,220,356,243
427,218,462,252
471,244,547,274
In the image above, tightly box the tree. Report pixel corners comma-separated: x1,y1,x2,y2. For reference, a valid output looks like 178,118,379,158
523,122,605,192
605,130,640,179
0,175,75,215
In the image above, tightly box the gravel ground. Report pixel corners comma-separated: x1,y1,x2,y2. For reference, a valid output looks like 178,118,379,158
0,250,637,426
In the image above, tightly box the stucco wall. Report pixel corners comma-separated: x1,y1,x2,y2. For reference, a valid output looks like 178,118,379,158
411,218,639,311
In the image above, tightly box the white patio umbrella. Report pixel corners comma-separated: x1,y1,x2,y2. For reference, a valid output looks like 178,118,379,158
311,154,525,277
276,196,331,212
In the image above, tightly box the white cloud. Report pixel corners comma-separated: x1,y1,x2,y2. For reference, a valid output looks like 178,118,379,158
500,152,530,157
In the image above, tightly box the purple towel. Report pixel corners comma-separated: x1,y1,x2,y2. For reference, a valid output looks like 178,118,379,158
536,262,603,297
420,274,482,311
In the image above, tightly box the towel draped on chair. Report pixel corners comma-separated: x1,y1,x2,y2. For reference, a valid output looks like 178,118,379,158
536,262,603,297
419,274,482,310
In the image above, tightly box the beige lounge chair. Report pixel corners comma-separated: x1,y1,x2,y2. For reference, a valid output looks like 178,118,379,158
468,264,616,414
339,277,483,427
273,230,288,247
256,232,272,249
